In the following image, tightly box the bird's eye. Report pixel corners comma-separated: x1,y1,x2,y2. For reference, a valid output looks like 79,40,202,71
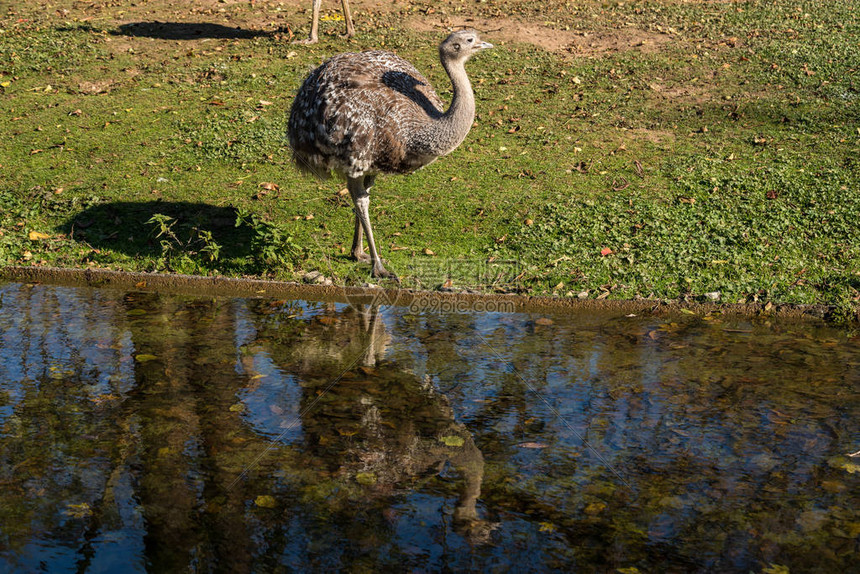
467,38,474,43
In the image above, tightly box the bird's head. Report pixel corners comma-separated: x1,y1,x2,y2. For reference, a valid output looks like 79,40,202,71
439,29,493,64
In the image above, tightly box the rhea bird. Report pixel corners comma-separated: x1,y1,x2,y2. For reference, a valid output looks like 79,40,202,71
288,30,493,279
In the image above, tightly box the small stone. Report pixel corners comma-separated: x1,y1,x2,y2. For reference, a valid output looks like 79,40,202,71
577,291,589,299
303,271,325,284
703,291,721,301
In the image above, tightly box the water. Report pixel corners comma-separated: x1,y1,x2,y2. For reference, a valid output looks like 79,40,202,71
0,282,857,572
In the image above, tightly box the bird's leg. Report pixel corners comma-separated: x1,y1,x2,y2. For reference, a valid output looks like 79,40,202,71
309,0,321,42
341,0,355,37
348,176,396,280
294,0,321,44
350,214,369,262
349,175,376,261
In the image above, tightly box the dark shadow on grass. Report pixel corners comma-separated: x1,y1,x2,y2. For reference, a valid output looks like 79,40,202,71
114,21,274,40
62,201,255,265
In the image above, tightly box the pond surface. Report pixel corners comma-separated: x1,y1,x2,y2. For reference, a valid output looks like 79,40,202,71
0,282,858,572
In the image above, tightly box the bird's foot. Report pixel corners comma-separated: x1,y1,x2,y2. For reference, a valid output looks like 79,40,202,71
293,36,319,45
371,265,400,283
351,251,372,263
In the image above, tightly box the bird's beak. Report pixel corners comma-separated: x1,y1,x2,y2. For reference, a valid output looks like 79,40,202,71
479,41,494,50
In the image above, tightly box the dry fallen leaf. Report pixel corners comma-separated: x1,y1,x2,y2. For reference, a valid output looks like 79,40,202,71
440,435,465,447
355,471,377,485
255,495,277,508
28,231,51,240
64,503,93,518
539,521,556,532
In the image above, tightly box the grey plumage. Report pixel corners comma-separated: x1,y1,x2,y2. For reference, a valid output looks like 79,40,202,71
288,30,493,279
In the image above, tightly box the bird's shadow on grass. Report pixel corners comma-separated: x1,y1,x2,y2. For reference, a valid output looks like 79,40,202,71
62,201,256,269
113,21,275,41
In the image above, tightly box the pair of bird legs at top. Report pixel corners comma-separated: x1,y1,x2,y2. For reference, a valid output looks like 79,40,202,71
296,0,355,44
347,175,398,281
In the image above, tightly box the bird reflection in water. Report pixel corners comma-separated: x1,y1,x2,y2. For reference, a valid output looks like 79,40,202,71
241,301,495,542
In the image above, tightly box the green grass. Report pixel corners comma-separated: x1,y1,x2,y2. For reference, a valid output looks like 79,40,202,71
0,0,858,310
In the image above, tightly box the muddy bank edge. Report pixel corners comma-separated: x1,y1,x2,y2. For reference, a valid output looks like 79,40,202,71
2,265,855,324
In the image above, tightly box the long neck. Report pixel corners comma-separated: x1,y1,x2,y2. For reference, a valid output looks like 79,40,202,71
418,57,475,156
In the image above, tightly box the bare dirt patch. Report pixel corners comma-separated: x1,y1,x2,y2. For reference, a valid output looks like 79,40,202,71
568,28,673,56
22,0,676,57
623,128,677,145
77,79,116,95
406,15,672,56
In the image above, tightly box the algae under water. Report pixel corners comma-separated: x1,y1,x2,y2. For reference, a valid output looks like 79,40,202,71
0,282,857,572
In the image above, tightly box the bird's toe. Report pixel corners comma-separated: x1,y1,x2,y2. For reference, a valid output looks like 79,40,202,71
372,266,399,283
